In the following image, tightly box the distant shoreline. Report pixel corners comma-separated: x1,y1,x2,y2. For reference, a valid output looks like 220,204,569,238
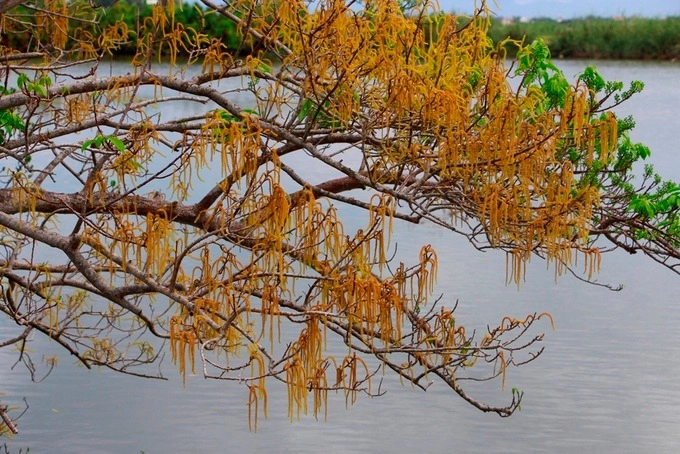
488,16,680,60
3,1,678,61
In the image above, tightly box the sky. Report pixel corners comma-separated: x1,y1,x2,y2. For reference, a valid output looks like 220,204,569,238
438,0,680,18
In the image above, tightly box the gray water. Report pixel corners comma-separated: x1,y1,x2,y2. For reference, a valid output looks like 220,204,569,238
2,60,680,453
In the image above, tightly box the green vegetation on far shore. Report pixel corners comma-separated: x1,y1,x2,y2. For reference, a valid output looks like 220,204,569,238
488,15,680,60
2,1,679,60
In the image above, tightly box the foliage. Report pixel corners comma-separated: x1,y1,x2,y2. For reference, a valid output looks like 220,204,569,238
0,0,678,433
7,2,679,59
488,15,680,60
1,0,246,55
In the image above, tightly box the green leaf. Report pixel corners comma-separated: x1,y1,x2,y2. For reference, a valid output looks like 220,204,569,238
81,138,96,151
578,66,606,93
543,72,568,107
635,143,651,160
218,110,238,122
107,136,126,153
630,197,656,218
297,98,313,121
38,75,52,87
32,83,48,98
82,134,105,151
16,73,28,89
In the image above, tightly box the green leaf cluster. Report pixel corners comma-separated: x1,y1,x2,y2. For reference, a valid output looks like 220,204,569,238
515,39,569,109
0,110,24,146
17,73,52,98
297,98,342,128
82,134,126,153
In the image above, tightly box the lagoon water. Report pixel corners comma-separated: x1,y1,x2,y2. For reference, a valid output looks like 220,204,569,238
2,60,680,453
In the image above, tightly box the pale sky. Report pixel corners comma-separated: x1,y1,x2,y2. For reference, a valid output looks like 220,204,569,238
439,0,680,18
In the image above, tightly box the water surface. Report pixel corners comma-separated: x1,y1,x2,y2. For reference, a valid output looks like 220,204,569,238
2,60,680,453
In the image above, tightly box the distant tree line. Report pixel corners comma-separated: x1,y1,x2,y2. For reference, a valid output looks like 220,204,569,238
95,0,248,54
488,16,680,60
2,1,679,60
0,0,248,56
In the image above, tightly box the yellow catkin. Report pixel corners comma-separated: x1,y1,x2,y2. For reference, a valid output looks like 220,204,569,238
1,0,622,425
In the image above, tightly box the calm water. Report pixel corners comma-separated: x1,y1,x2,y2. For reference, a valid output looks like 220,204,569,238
2,60,680,453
